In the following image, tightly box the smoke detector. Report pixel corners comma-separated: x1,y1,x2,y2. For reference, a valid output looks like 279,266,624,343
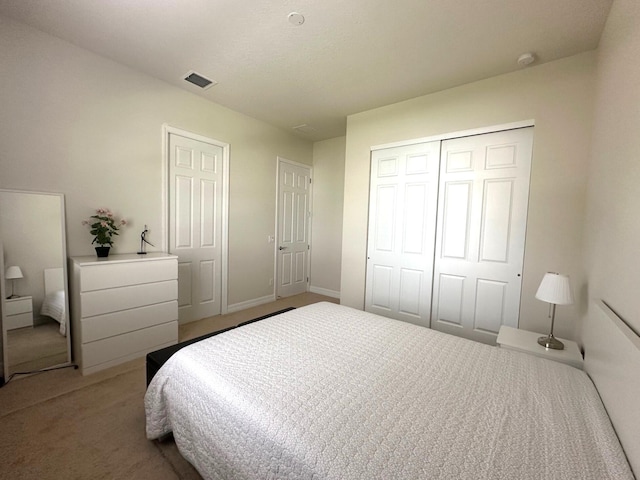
517,53,535,67
288,12,305,26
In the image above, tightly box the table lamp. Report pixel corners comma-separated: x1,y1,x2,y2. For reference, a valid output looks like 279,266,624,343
5,265,24,299
535,272,573,350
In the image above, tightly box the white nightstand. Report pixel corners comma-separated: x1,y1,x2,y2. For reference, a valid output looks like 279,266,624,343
496,326,584,369
5,295,34,330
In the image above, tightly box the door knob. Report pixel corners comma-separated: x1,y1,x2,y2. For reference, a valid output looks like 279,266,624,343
279,246,287,250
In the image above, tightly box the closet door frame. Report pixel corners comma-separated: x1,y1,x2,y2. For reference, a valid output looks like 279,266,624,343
370,120,534,152
366,120,534,341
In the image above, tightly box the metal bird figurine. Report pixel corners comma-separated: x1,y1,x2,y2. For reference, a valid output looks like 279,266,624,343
137,225,155,254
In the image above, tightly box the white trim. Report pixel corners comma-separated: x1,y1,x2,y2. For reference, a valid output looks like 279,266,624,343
309,286,341,299
161,124,230,314
0,241,7,382
371,120,535,151
275,156,313,298
227,294,277,314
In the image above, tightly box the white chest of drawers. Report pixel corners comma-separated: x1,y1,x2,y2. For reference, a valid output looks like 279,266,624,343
5,296,33,330
69,253,178,375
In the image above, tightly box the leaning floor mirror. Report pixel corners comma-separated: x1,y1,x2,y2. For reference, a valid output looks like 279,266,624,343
0,189,72,382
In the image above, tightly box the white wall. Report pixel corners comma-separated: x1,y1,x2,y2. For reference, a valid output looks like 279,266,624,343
310,137,346,298
584,0,640,332
341,52,597,340
0,15,313,308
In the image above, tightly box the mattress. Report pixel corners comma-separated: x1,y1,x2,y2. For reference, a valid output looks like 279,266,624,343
145,302,633,479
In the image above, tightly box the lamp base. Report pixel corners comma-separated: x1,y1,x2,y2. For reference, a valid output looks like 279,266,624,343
538,335,564,350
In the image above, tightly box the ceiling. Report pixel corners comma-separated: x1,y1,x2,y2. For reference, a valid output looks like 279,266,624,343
0,0,613,142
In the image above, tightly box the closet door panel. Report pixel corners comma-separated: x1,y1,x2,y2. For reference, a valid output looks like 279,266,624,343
365,141,440,327
432,127,533,344
479,179,514,263
441,181,472,259
398,268,423,316
436,274,465,327
474,279,507,333
370,265,393,310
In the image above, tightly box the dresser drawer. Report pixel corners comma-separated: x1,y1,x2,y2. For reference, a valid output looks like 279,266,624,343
6,312,33,330
81,301,178,343
81,321,178,370
80,280,177,318
5,297,32,316
80,259,177,292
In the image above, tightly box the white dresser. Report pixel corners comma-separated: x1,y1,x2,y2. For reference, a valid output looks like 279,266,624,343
5,296,33,330
69,253,179,375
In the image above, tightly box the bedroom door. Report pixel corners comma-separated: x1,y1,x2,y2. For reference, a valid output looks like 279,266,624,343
276,158,311,298
365,141,441,326
168,132,226,323
431,127,533,343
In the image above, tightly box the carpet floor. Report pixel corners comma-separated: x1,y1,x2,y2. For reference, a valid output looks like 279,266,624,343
0,293,337,480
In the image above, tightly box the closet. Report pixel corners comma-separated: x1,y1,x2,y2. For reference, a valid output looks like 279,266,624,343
365,127,533,344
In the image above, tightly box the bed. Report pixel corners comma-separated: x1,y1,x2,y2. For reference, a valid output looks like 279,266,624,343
145,301,636,479
40,267,67,336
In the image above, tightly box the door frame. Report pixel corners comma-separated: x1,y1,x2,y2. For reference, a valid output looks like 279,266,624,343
371,120,535,152
274,156,313,298
366,119,536,335
161,124,230,315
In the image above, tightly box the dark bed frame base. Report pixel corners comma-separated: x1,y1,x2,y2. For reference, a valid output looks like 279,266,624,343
146,307,295,387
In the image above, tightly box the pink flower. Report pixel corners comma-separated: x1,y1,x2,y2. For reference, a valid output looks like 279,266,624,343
120,219,128,226
100,220,108,227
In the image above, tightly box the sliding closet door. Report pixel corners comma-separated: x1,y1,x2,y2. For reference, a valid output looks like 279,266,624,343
431,128,533,344
365,141,440,327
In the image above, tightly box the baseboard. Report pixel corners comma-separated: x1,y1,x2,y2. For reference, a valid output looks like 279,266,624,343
226,294,277,313
309,286,340,299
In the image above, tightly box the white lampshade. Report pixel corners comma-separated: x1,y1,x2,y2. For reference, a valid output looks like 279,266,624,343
5,265,23,280
535,272,573,305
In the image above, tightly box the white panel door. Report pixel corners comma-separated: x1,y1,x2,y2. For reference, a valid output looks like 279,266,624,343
365,141,440,327
276,159,311,298
431,127,533,344
169,133,223,323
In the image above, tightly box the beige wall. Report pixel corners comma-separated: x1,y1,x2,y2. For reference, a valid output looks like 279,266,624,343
341,52,597,339
0,16,313,309
310,137,346,298
584,0,640,332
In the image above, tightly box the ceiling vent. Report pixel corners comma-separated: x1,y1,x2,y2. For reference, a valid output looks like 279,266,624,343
183,71,217,90
292,124,317,135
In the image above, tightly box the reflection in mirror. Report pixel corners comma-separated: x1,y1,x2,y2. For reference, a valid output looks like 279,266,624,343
0,189,71,379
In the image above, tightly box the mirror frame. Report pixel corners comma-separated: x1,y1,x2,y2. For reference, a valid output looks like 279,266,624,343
0,189,72,381
0,241,7,385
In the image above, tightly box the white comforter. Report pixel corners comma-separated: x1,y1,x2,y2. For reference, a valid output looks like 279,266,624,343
145,302,632,480
40,290,66,336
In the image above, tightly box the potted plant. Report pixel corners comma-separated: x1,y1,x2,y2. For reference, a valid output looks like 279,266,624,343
83,208,127,257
